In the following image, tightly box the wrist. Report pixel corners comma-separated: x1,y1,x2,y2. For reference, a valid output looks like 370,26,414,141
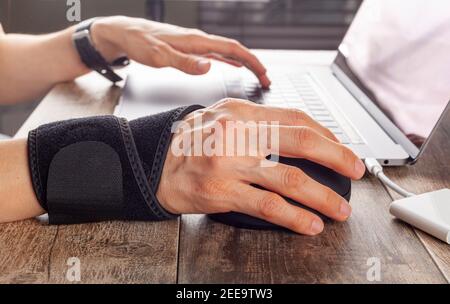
156,148,182,215
90,17,126,63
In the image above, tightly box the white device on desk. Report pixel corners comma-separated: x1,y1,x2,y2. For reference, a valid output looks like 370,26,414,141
365,158,450,244
390,189,450,244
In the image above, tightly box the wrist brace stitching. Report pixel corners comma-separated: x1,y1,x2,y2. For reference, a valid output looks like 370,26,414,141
117,117,172,219
149,106,187,192
27,105,203,224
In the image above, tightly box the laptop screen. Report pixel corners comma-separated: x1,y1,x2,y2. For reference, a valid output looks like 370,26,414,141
335,0,450,152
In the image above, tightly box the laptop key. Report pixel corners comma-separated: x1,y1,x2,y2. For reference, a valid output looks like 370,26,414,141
329,127,344,134
311,110,330,116
314,114,334,121
335,133,350,144
308,105,326,110
321,121,339,128
304,99,322,105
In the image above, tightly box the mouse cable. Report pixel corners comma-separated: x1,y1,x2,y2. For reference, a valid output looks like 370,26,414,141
364,158,416,198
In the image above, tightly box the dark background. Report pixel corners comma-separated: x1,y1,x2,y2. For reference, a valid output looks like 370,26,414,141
0,0,361,136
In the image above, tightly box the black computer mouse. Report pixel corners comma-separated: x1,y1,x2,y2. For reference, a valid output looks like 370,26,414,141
208,157,351,230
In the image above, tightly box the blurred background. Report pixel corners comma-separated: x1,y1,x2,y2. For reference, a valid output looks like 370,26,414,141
0,0,361,136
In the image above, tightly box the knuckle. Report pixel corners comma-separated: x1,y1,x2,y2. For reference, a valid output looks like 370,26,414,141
183,57,198,71
218,98,240,109
188,28,206,37
287,109,309,124
341,146,355,165
151,43,170,54
112,15,129,23
201,177,226,197
185,33,201,42
327,129,338,141
151,60,166,68
215,114,232,128
205,156,223,170
125,26,144,37
213,98,253,116
228,39,242,51
325,188,340,209
224,97,238,106
282,167,307,189
297,127,316,150
292,211,309,232
257,194,281,219
149,45,170,66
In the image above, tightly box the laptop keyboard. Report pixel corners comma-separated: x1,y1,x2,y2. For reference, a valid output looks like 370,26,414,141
242,73,362,145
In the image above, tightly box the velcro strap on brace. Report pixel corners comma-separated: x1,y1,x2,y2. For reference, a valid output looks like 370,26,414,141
27,105,202,224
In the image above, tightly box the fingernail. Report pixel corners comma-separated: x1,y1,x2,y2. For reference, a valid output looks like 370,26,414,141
339,201,352,218
310,219,324,235
355,159,366,177
197,59,210,71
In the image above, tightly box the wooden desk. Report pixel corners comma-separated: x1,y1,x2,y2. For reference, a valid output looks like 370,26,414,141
1,51,449,283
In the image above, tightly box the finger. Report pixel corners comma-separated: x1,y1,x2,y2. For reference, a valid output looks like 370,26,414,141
246,162,352,221
233,183,324,235
256,105,338,142
200,35,271,88
204,53,244,67
171,55,210,75
219,99,337,142
168,48,212,75
159,31,271,87
276,126,365,179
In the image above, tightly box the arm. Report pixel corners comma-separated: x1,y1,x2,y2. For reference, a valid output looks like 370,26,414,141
0,25,88,104
1,99,365,235
0,16,270,104
0,139,44,222
0,16,271,224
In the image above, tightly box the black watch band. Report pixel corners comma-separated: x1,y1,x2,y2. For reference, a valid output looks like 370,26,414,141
72,18,129,83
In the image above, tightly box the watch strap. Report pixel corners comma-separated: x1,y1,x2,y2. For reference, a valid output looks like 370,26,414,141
73,19,129,83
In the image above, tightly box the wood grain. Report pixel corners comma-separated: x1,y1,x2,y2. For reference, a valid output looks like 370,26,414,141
383,109,450,282
178,175,446,283
0,219,57,283
4,70,180,283
47,221,179,284
2,53,448,283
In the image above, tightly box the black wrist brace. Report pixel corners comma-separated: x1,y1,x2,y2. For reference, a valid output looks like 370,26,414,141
27,105,202,224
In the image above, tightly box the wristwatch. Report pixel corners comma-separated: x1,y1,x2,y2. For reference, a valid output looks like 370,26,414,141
72,18,129,83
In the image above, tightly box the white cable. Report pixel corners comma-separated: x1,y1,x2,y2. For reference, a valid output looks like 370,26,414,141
364,158,415,198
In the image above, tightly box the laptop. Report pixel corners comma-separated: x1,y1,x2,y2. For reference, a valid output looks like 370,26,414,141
115,0,450,166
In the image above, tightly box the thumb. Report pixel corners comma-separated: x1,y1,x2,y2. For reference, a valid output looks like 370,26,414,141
168,49,211,75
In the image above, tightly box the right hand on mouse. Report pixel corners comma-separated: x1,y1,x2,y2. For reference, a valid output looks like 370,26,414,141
156,99,366,235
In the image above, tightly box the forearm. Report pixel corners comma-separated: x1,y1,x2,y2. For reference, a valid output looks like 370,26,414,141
0,15,271,105
0,139,45,222
0,26,89,104
0,104,199,224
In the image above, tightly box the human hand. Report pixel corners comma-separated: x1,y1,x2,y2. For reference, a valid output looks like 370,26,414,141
90,16,271,88
156,99,366,235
